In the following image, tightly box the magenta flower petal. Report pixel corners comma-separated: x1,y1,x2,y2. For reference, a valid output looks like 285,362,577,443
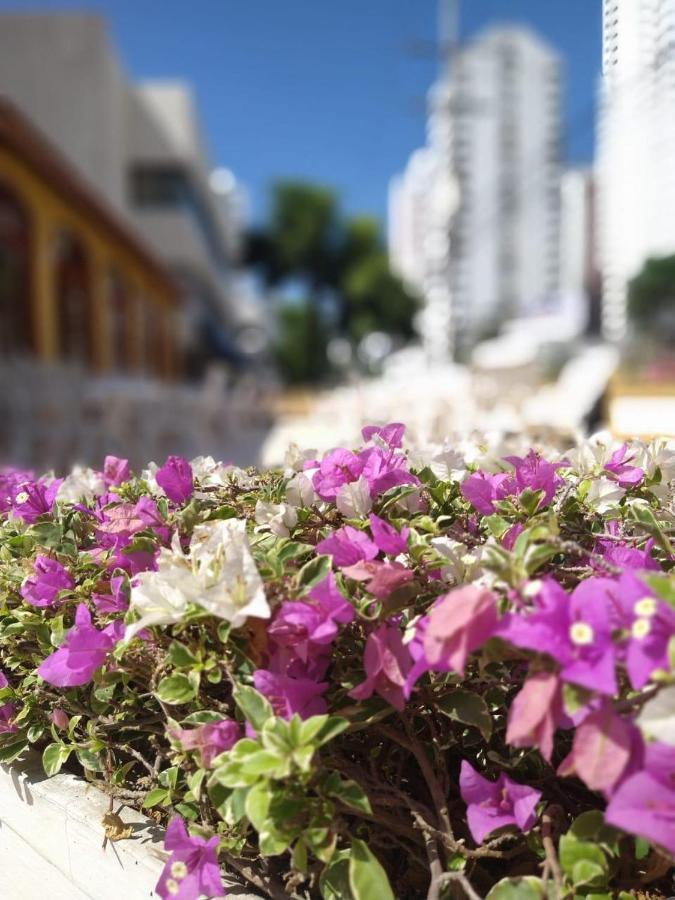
460,761,542,844
369,514,409,556
605,771,675,856
21,555,74,608
315,525,378,568
156,455,194,504
156,817,225,900
37,604,121,687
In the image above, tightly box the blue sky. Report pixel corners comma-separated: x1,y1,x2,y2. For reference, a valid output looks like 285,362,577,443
0,1,602,224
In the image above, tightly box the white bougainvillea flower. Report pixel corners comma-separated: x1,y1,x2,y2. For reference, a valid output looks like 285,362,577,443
125,519,269,641
125,546,195,642
286,472,317,508
283,442,318,475
254,500,298,537
637,685,675,746
585,476,626,513
336,476,372,518
56,466,106,504
431,536,485,586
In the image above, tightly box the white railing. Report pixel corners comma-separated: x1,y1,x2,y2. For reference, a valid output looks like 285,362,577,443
0,358,276,471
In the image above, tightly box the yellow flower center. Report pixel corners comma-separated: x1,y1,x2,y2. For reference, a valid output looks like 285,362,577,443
15,491,29,504
632,617,651,640
633,597,657,618
170,861,188,880
569,622,594,646
166,878,180,896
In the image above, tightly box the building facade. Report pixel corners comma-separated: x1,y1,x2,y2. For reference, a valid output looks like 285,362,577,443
389,25,562,358
559,167,601,336
597,0,675,340
0,13,246,375
0,98,179,377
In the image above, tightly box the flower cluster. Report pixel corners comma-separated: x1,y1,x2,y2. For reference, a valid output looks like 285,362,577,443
0,429,673,900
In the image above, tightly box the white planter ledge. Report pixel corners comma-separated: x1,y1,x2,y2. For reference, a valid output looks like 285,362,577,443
0,752,263,900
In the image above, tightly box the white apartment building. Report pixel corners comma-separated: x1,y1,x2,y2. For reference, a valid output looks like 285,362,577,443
389,26,562,358
559,167,599,335
597,0,675,340
0,13,248,374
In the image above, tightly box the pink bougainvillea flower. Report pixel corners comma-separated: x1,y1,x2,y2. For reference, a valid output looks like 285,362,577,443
37,604,123,687
269,573,353,664
253,669,327,720
592,520,657,572
169,719,240,768
501,450,566,509
12,478,62,523
423,585,498,676
501,522,525,550
92,574,129,614
604,571,675,689
342,559,413,600
459,760,542,844
369,514,409,556
506,670,565,762
315,525,378,568
604,444,644,488
0,466,34,513
361,422,406,449
103,455,131,487
460,471,510,516
557,704,634,794
358,445,419,498
605,742,675,856
311,448,365,501
0,669,18,735
156,817,224,900
50,707,69,730
349,621,412,711
20,555,74,608
496,578,617,696
308,572,354,627
156,455,194,504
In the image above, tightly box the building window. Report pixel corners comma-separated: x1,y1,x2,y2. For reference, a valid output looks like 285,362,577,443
55,231,91,367
0,181,32,356
128,164,227,271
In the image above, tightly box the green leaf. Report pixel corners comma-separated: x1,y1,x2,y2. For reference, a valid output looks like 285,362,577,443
155,673,197,705
320,850,354,900
168,641,199,668
436,689,493,741
296,554,331,589
348,839,394,900
312,716,350,747
232,684,274,731
143,787,170,808
485,877,546,899
242,750,289,778
76,748,102,772
42,742,71,777
559,834,608,887
634,837,650,860
259,827,291,856
0,736,28,764
324,774,372,814
292,839,308,873
245,780,271,830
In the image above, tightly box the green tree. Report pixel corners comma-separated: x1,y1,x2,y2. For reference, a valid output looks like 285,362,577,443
274,302,329,385
628,254,675,338
247,180,419,384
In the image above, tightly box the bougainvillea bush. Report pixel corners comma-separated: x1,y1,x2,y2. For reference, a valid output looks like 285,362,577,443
0,426,673,900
